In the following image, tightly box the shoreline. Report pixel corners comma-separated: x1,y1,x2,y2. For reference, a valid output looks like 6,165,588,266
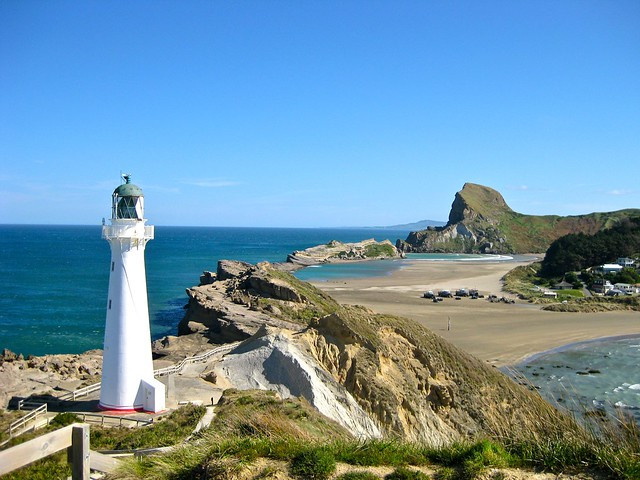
516,332,640,366
305,256,640,367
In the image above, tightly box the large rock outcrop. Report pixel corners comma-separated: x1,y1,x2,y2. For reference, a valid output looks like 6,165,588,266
397,183,640,254
178,260,339,342
287,239,401,266
181,260,571,445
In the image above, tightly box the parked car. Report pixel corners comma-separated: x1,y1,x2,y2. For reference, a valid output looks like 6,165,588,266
423,290,435,299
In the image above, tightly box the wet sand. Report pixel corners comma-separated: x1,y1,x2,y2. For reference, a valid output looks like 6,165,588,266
311,257,640,367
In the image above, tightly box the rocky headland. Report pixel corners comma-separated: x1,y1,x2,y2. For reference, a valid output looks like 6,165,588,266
397,182,640,254
172,260,570,444
286,238,401,266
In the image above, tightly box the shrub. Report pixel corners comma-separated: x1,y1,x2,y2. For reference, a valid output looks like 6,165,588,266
434,467,457,480
338,472,382,480
48,412,80,428
290,447,336,479
384,467,430,479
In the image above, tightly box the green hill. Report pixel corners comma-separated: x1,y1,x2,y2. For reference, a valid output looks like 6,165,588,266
398,183,640,254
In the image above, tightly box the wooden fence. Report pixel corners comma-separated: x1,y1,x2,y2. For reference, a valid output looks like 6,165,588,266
3,341,241,440
8,403,48,437
0,423,120,479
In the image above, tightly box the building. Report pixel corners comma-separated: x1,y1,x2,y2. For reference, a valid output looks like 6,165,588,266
593,264,623,275
553,280,574,290
100,175,165,413
614,283,639,295
592,278,613,294
617,257,635,268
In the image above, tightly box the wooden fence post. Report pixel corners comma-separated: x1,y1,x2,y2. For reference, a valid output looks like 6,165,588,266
71,424,90,480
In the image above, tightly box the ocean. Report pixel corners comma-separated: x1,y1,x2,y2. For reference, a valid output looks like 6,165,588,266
0,224,408,356
515,336,640,423
1,224,638,421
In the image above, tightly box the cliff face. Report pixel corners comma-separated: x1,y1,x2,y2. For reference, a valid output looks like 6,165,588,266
180,260,569,445
397,183,640,254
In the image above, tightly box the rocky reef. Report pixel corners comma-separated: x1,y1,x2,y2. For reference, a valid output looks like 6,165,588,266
287,238,401,266
397,183,640,254
178,260,568,444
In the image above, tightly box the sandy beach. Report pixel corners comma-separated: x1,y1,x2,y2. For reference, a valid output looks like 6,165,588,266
311,257,640,367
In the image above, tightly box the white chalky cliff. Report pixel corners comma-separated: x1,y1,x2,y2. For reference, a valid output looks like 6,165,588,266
99,174,165,412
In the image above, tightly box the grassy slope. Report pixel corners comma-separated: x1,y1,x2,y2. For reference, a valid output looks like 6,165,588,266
112,389,640,480
421,183,640,253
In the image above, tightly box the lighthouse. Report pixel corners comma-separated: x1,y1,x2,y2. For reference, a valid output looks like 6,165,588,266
99,174,165,412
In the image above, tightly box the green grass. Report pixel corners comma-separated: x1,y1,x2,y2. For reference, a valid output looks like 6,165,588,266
90,403,205,450
363,243,396,258
0,412,80,480
384,467,430,479
556,289,585,301
290,447,336,479
542,296,640,312
264,267,340,320
0,409,26,443
338,472,382,480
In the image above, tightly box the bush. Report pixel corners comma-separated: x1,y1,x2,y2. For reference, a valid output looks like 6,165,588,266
48,412,80,428
384,467,430,479
434,467,457,480
290,447,336,479
338,472,382,480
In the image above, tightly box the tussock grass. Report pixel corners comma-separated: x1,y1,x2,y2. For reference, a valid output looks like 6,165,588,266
109,388,640,480
384,466,430,479
90,403,205,450
338,472,383,480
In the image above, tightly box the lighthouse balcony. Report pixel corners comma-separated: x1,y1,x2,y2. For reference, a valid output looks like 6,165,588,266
102,223,154,240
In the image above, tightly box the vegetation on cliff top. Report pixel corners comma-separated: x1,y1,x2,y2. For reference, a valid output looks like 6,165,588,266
401,183,640,254
540,217,640,277
108,389,640,479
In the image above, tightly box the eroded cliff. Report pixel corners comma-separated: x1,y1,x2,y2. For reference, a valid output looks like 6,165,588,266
180,260,569,445
397,183,640,254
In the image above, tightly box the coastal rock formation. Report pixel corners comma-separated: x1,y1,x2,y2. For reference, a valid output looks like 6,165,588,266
178,260,339,342
0,349,102,408
287,238,401,266
180,260,569,445
397,183,640,254
216,326,382,439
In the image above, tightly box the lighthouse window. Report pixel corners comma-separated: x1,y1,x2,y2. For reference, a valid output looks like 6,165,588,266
111,262,114,271
108,299,112,310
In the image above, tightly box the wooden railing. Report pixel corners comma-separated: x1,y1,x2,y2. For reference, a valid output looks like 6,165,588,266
3,342,241,441
153,342,239,377
0,423,120,479
58,342,240,402
58,382,102,402
9,403,48,437
76,412,153,427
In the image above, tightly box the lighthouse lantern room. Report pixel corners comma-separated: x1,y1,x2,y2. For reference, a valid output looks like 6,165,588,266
100,174,165,412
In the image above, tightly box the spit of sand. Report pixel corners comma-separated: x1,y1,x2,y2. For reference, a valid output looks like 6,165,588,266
311,257,640,366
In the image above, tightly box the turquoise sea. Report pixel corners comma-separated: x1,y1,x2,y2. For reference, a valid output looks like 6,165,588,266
1,224,638,421
0,224,408,356
516,336,640,423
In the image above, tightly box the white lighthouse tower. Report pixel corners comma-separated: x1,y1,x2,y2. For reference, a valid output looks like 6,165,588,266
99,174,165,413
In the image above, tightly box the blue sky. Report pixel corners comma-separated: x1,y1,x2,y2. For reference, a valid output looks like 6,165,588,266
1,1,638,227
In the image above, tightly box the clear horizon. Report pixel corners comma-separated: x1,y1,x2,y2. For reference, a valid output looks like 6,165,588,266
1,1,639,227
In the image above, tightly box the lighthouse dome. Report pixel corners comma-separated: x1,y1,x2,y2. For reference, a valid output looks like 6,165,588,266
113,174,143,197
112,174,145,220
